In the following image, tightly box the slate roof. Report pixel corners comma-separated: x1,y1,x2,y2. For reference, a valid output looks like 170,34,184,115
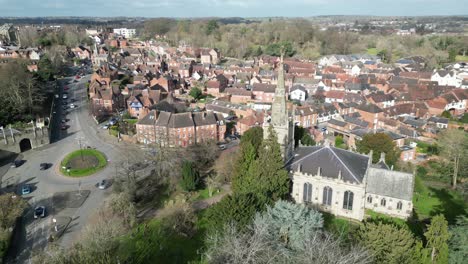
137,110,158,126
291,146,370,184
366,168,414,201
428,117,449,124
328,119,347,127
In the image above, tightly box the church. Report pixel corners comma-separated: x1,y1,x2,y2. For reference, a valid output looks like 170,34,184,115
264,54,414,221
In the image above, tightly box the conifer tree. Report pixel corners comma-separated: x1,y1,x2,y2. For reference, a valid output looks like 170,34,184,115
425,214,450,264
180,161,199,192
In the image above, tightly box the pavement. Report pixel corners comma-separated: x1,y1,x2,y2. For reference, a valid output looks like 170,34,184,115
1,69,142,264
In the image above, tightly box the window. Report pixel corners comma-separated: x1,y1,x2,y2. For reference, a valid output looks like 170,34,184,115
381,198,386,207
367,196,372,204
397,201,403,210
322,186,333,206
343,191,354,210
303,183,312,203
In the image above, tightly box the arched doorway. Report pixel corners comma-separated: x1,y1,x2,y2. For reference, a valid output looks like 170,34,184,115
19,138,32,152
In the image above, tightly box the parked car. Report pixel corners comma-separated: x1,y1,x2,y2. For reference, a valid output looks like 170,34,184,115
34,206,46,219
10,160,23,168
63,86,69,91
98,180,107,190
108,118,118,125
62,94,68,99
40,163,49,170
61,124,68,130
61,119,67,123
219,144,226,150
101,124,109,130
21,185,31,195
69,104,76,109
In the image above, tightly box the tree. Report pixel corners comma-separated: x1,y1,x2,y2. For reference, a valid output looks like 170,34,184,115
180,161,199,192
425,214,450,264
356,133,400,166
253,200,323,249
206,20,219,36
239,126,263,154
214,150,238,183
204,192,263,231
205,200,371,264
300,133,315,146
357,222,423,264
0,194,27,229
438,129,468,188
449,214,468,263
441,110,452,119
189,87,203,100
335,135,346,149
264,41,296,57
233,126,289,204
37,55,56,81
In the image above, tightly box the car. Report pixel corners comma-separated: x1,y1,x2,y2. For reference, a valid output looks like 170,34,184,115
63,86,69,91
62,101,68,106
218,145,226,150
34,206,46,219
228,135,237,140
101,124,109,130
61,119,67,123
98,180,107,190
40,163,49,170
75,75,81,79
21,185,31,195
108,119,118,125
54,94,59,98
69,104,76,109
70,98,76,102
62,94,68,99
62,105,68,110
61,124,68,130
10,160,23,168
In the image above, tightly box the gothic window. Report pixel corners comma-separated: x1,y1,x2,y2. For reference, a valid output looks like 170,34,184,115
303,183,312,203
381,198,386,207
367,196,372,203
322,186,333,206
397,201,403,210
343,191,354,210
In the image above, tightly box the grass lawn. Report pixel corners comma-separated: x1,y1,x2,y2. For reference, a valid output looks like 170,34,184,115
366,48,379,55
120,212,208,263
413,175,466,224
455,55,468,62
322,211,360,237
60,149,107,177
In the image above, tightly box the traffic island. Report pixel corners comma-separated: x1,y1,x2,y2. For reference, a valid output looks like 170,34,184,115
60,149,107,177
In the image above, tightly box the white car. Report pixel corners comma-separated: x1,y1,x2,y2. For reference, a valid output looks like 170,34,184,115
69,104,76,109
62,94,68,99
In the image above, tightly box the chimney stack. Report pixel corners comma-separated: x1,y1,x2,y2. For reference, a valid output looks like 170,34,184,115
338,170,342,180
297,163,302,173
379,152,386,163
317,167,321,176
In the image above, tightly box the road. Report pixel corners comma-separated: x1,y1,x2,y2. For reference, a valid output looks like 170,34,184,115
1,70,141,263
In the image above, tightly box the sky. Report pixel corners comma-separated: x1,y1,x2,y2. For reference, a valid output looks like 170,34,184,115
0,0,467,17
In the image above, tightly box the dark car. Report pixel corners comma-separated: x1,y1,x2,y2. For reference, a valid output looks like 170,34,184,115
10,160,23,168
40,163,49,170
34,206,46,219
61,124,68,130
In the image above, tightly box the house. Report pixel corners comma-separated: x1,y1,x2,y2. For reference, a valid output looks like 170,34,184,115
294,106,317,128
400,146,416,161
431,70,461,87
325,90,345,103
200,48,220,65
224,88,252,104
252,83,276,103
136,111,225,147
290,144,414,220
427,116,449,129
354,103,384,130
289,85,307,101
237,111,264,135
366,93,395,108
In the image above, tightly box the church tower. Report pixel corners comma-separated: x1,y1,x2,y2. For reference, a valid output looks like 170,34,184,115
264,52,295,162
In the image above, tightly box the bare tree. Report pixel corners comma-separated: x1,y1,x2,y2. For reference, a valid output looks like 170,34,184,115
438,129,468,188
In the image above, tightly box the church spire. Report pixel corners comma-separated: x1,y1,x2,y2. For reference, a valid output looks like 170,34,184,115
271,49,288,126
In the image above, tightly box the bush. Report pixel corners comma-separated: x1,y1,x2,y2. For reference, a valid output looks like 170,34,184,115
180,161,199,192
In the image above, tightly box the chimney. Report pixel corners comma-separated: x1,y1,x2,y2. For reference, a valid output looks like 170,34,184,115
368,150,373,166
297,163,302,173
317,167,321,176
338,170,342,180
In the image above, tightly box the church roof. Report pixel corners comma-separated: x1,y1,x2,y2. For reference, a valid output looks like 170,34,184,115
291,146,370,184
366,168,414,201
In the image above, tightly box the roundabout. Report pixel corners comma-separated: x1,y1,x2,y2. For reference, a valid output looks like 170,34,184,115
60,149,108,177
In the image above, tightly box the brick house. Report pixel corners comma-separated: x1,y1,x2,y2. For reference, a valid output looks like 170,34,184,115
355,103,384,130
224,88,252,103
252,83,276,103
237,111,264,135
136,111,225,147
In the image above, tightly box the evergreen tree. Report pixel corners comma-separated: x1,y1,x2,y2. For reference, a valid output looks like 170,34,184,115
254,200,323,249
239,126,263,155
300,133,315,146
232,142,257,194
425,214,450,264
180,161,199,192
251,126,290,203
204,192,263,231
449,214,468,264
357,222,423,264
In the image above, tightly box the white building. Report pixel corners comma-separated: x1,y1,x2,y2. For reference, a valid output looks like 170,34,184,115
113,28,136,39
289,85,307,101
431,70,462,87
291,146,414,221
